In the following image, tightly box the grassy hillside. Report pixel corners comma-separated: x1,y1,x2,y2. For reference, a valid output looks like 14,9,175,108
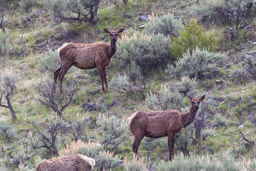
0,0,256,170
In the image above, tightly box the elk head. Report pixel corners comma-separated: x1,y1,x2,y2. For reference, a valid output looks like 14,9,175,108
187,95,206,111
103,28,124,43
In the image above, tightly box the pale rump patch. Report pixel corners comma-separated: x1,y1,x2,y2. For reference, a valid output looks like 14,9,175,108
78,154,95,170
57,42,72,56
127,111,138,128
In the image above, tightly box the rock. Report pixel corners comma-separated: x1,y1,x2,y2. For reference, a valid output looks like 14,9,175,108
111,100,121,107
238,124,245,128
139,25,145,29
139,16,148,22
37,10,46,15
215,80,223,84
251,42,256,45
247,115,256,126
103,104,109,110
98,98,104,104
81,103,97,111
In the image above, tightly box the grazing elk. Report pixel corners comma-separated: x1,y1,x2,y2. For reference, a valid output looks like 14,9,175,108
53,28,124,94
35,154,95,171
128,95,206,161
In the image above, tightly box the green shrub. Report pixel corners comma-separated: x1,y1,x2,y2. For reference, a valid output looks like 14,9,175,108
116,30,171,82
213,113,228,128
59,140,122,170
109,73,131,90
123,156,147,171
143,13,183,36
156,152,242,171
0,121,16,143
166,48,226,80
111,0,129,7
168,19,218,59
19,0,37,12
192,0,255,30
231,68,251,84
145,85,183,110
68,119,88,143
38,50,60,73
0,32,9,56
45,0,100,24
96,114,128,151
242,54,256,80
176,76,198,97
0,72,18,120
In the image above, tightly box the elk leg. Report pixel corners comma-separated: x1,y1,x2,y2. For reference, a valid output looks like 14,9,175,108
53,66,61,93
132,134,144,156
103,67,108,89
97,66,105,94
168,134,175,161
58,63,72,94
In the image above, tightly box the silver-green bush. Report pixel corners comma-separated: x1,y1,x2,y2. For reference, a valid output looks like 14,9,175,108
192,0,255,29
243,54,256,80
0,32,9,56
19,0,38,12
156,152,242,171
176,76,198,97
38,50,60,73
0,121,16,143
109,73,131,90
143,13,183,36
97,114,128,151
145,85,183,110
59,140,122,170
166,48,226,79
45,0,100,24
231,68,251,84
116,30,171,82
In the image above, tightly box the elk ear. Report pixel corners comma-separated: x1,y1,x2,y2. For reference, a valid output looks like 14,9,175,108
103,28,110,33
117,28,124,33
199,95,206,102
187,95,193,101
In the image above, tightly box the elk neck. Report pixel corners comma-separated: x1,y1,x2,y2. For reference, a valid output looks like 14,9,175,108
107,40,117,59
181,105,198,128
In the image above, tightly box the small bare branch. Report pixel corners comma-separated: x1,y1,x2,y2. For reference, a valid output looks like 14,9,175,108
38,80,79,117
239,130,254,145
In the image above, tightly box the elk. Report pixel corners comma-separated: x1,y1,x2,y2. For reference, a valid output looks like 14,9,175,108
35,154,95,171
128,95,206,161
53,28,124,94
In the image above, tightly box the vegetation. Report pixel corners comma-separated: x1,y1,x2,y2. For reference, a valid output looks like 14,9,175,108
192,0,256,30
166,48,226,80
143,13,183,36
168,19,218,59
116,30,171,83
1,0,256,170
0,32,9,56
46,0,101,24
0,72,18,120
37,80,79,118
38,50,60,73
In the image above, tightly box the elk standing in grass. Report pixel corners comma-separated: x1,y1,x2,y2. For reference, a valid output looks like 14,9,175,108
53,28,124,94
35,154,95,171
128,95,206,161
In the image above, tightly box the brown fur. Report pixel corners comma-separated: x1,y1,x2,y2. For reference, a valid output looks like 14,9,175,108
129,95,206,161
35,154,95,171
53,28,124,94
